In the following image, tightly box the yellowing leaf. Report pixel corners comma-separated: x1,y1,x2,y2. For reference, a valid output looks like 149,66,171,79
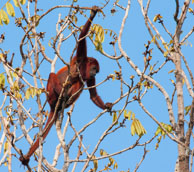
149,65,153,72
13,81,19,91
182,78,185,85
0,11,3,26
113,112,118,125
13,0,19,7
20,0,26,5
169,40,173,44
153,14,162,22
6,2,15,17
124,110,128,118
100,149,107,156
25,87,42,99
25,88,31,100
170,79,175,84
151,35,156,44
0,10,9,25
15,92,22,100
131,122,135,136
0,73,5,89
71,15,77,24
168,69,174,74
30,15,40,26
124,110,131,120
131,118,146,137
131,113,135,120
192,0,194,4
114,162,118,169
155,122,173,137
155,127,161,136
109,157,114,165
153,16,158,22
31,88,36,98
93,155,98,172
163,43,169,50
185,105,191,115
91,24,105,52
36,88,42,95
188,8,194,13
4,140,8,153
130,75,135,79
163,51,168,57
109,74,115,80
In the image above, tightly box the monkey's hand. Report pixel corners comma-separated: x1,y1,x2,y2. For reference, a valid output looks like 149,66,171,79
19,154,30,166
105,102,113,112
90,6,99,18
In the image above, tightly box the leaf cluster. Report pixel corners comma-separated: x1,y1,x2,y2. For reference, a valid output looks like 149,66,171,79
0,0,26,26
91,149,118,172
155,122,173,150
112,110,147,137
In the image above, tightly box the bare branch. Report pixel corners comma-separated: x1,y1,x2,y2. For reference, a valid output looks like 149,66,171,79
174,0,180,23
133,146,148,172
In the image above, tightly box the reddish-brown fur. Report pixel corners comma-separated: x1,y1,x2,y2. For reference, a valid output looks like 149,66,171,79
19,6,112,166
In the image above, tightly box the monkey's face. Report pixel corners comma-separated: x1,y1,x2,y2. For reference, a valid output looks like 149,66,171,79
86,58,100,79
89,65,98,78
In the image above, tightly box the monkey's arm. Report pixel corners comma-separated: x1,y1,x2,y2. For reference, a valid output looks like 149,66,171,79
76,6,98,60
87,77,112,110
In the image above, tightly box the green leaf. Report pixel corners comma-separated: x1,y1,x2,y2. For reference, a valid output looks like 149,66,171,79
6,2,15,17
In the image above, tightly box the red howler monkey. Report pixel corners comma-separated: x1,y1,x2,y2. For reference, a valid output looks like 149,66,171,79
20,6,112,165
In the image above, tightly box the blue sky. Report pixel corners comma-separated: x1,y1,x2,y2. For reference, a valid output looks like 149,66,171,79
0,0,194,171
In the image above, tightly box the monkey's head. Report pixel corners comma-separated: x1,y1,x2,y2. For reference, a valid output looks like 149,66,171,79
86,57,100,78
